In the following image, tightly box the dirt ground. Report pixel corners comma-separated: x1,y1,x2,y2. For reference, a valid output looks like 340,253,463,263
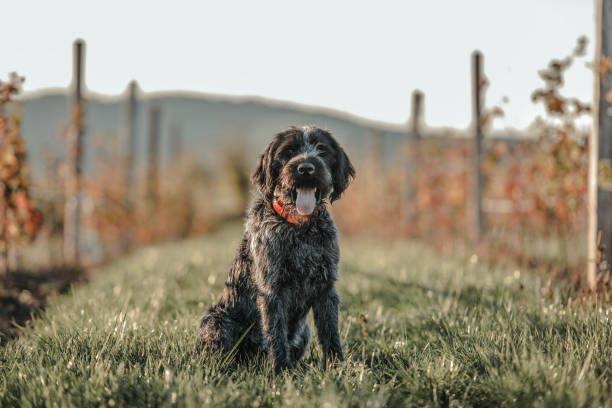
0,266,87,344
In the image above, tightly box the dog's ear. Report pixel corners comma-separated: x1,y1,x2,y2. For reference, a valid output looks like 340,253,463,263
329,138,355,202
252,135,281,201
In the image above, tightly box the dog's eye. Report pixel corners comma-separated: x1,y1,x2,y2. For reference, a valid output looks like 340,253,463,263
278,147,296,158
317,145,328,156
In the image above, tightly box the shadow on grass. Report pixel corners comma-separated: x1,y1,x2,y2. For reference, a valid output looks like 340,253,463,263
343,269,514,312
0,266,87,344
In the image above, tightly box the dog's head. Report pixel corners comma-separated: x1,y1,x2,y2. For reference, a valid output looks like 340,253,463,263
252,126,355,220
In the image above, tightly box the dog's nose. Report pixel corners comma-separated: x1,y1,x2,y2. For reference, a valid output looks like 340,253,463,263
297,162,315,175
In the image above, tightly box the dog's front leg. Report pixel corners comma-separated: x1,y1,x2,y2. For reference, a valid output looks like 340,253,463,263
257,293,292,373
313,286,344,369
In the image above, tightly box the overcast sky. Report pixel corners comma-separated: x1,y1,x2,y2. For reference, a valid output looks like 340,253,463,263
2,0,594,129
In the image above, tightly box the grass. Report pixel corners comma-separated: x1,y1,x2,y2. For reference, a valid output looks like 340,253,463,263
1,225,611,407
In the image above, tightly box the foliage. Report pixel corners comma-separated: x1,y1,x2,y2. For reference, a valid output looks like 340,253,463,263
0,74,43,266
531,36,590,120
83,147,244,258
521,36,590,232
334,139,470,239
334,37,592,287
479,36,591,278
1,226,611,406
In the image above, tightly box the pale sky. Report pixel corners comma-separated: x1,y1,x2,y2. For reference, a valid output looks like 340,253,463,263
2,0,594,129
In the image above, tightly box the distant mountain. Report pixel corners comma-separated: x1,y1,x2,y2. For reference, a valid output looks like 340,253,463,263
16,89,411,181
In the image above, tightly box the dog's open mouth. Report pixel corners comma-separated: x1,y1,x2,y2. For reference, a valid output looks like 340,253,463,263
290,187,320,216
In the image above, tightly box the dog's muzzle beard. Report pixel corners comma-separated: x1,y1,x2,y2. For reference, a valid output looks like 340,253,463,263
276,160,332,220
278,184,324,218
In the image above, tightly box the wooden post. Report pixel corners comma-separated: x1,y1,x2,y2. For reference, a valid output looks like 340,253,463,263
64,39,85,265
0,183,8,281
404,90,423,234
411,90,423,141
119,80,138,250
588,0,612,290
369,128,384,166
169,122,183,162
146,104,161,204
124,80,138,195
471,51,485,242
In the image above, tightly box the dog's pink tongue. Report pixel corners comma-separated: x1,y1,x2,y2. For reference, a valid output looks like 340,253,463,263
295,188,316,216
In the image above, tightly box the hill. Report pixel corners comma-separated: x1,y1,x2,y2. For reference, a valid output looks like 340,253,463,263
17,90,408,181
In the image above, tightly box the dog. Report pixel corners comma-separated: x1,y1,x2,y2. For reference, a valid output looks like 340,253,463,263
199,125,355,373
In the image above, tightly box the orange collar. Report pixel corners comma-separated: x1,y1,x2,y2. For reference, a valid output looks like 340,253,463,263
273,197,300,225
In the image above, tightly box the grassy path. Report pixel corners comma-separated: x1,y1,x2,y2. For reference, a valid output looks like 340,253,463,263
1,226,611,407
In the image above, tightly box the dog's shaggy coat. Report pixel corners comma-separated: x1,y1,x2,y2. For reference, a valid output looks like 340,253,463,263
199,126,354,372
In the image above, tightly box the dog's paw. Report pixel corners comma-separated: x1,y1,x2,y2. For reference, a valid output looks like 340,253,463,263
272,359,294,375
321,350,344,370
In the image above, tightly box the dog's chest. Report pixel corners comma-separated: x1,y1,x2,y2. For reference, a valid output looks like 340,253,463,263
248,211,339,298
274,233,337,308
284,240,333,281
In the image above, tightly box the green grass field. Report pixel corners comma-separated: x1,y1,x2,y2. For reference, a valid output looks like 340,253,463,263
1,225,611,407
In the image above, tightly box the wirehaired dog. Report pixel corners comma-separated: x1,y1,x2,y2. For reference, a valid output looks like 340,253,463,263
199,125,354,372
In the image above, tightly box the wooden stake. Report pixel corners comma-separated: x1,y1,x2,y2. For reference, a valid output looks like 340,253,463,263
64,39,85,265
146,104,161,204
169,122,183,162
369,128,384,166
411,90,423,141
471,51,485,242
588,0,612,290
404,90,423,234
124,80,138,196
